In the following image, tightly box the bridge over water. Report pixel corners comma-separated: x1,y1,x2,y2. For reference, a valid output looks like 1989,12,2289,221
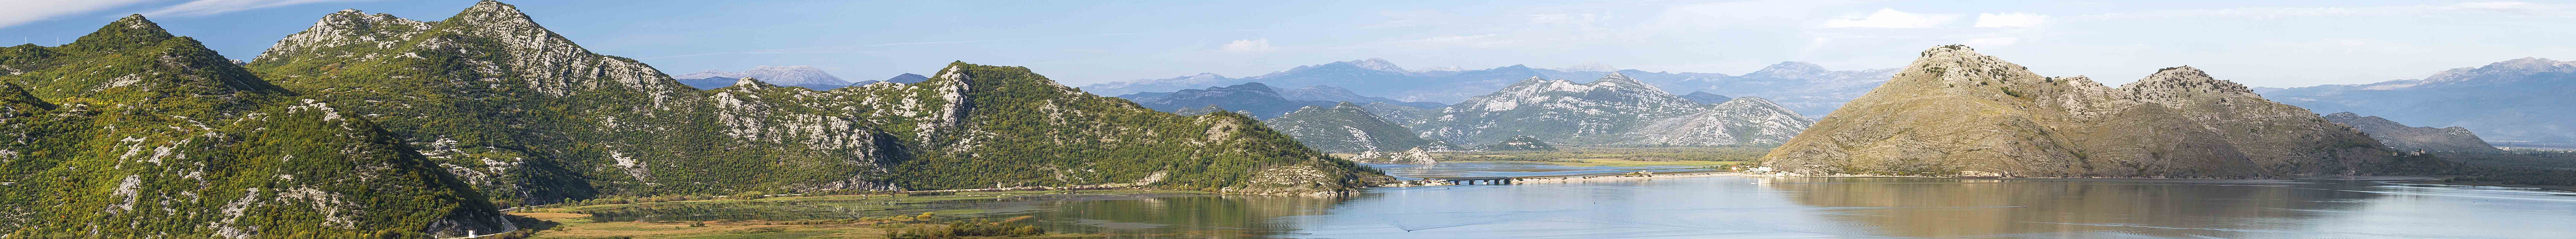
1440,176,1514,185
1424,171,1734,186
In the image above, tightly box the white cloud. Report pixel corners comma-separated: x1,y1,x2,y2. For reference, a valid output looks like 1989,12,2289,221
0,0,159,29
1964,37,2019,47
1219,38,1275,53
1823,9,1958,28
143,0,375,17
1974,13,2047,27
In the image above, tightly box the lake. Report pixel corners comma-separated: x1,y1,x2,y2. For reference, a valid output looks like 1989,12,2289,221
584,162,2576,238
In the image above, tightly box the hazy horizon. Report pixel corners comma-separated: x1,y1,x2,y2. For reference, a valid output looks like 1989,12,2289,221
4,0,2571,88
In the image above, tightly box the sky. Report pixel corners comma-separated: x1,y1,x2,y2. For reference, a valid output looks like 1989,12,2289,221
2,0,2572,88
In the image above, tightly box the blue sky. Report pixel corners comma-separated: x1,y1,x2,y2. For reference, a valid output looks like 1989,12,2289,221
3,0,2572,87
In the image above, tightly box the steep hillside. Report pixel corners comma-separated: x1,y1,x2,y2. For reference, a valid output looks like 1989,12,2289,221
1618,97,1814,147
1115,82,1335,119
1263,102,1453,154
243,0,1386,203
1763,45,2435,178
2323,112,2503,154
0,15,505,238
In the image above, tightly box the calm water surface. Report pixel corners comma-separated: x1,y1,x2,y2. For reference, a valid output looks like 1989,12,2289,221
594,162,2576,238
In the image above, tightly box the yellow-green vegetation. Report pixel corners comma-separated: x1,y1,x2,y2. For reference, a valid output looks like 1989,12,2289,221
1434,147,1771,167
0,15,505,238
237,0,1390,205
513,191,1148,239
541,190,1176,212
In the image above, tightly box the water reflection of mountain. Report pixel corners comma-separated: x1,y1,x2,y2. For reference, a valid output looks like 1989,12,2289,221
572,193,1361,238
1004,195,1361,238
1759,177,2384,238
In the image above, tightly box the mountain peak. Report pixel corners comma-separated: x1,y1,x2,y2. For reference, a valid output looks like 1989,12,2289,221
2122,65,2256,97
466,0,524,14
70,14,175,50
1226,82,1274,91
2422,57,2576,82
733,77,773,89
2478,57,2574,73
1340,58,1406,72
1593,73,1663,92
454,0,537,24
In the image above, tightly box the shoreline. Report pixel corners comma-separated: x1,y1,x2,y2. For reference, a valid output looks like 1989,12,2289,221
1759,174,2575,192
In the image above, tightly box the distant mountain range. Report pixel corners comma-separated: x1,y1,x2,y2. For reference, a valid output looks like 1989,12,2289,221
1681,91,1733,104
1127,73,1817,149
2266,58,2576,144
1118,83,1331,119
852,73,930,85
1116,83,1447,119
1263,102,1454,154
1079,59,1895,116
674,65,852,90
1411,73,1815,146
2323,112,2503,154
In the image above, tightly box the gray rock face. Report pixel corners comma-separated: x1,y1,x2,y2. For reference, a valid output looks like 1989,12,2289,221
2323,112,2503,154
1618,97,1814,146
2267,57,2576,144
1411,73,1814,146
1763,45,2420,178
1263,102,1453,154
247,0,1385,203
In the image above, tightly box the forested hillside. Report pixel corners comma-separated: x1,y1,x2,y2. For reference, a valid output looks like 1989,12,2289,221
244,0,1386,205
0,15,505,238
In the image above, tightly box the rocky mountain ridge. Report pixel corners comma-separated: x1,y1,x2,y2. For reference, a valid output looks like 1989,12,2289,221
1763,45,2435,178
1262,102,1454,154
1116,82,1336,119
2,15,507,238
1411,73,1816,146
2322,112,2503,154
237,0,1388,209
